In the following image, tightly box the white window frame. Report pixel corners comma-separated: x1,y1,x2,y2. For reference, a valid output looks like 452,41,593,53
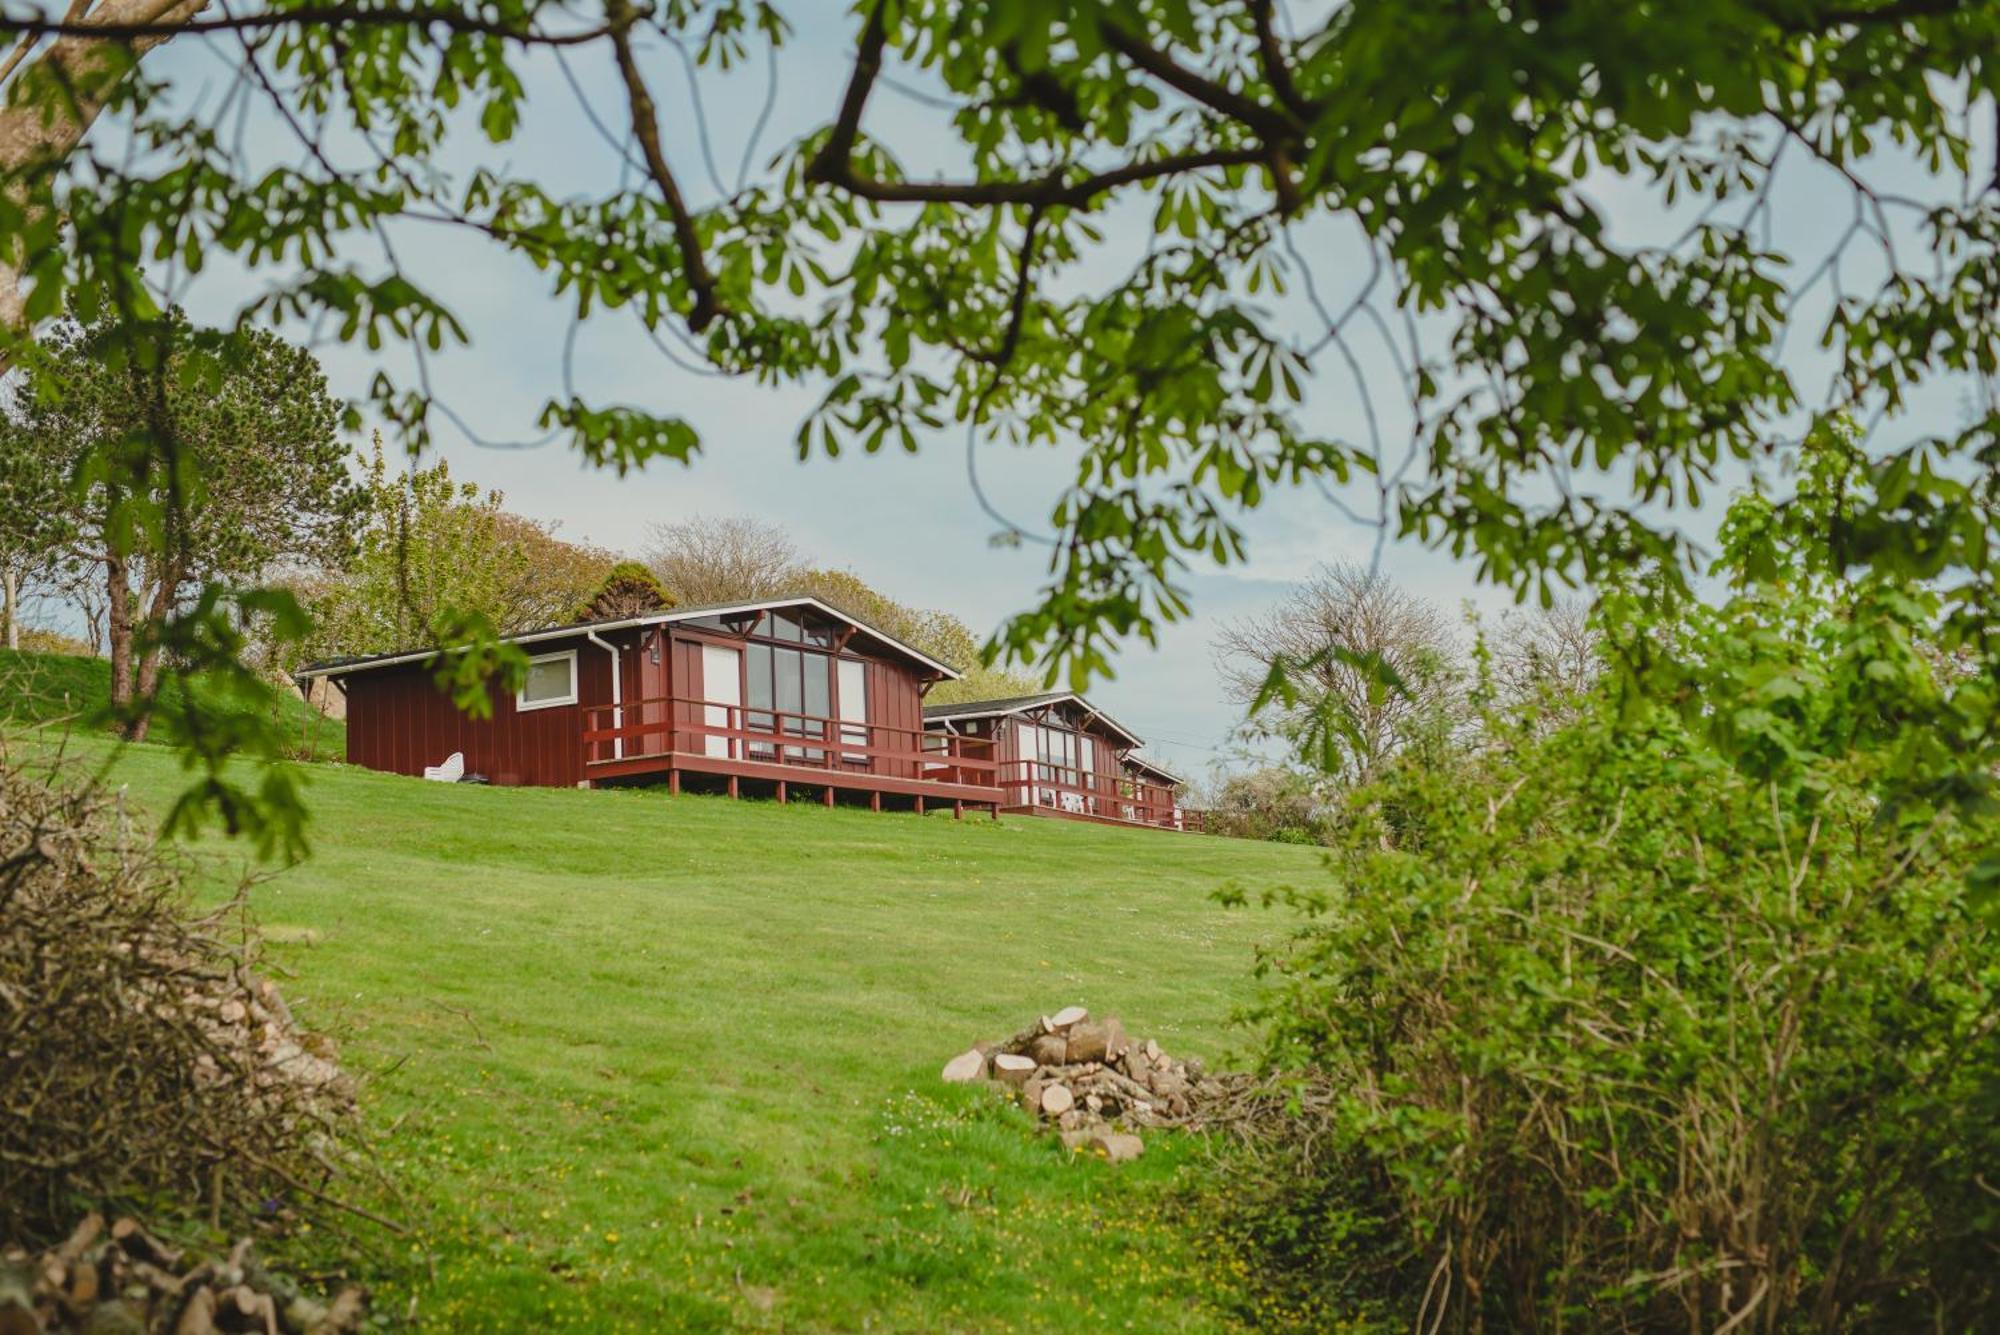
516,649,579,712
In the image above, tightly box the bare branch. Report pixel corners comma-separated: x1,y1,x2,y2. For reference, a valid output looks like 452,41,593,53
604,0,719,330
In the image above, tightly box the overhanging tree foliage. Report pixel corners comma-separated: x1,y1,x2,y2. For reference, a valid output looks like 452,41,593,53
0,1,1991,852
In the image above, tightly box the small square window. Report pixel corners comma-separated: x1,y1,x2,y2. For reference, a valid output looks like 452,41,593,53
517,651,578,711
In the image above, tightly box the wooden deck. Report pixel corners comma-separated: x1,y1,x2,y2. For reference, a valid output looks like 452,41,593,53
579,696,1186,829
586,748,1001,815
581,697,1004,816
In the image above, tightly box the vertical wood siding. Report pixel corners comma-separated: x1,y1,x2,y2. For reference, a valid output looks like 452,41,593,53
339,624,938,788
343,632,621,788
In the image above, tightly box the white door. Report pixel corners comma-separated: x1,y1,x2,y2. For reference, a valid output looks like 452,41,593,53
1076,736,1096,813
837,658,868,764
701,644,740,759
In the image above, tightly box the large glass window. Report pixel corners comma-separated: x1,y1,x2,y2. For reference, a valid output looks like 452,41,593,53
745,642,775,757
741,643,831,763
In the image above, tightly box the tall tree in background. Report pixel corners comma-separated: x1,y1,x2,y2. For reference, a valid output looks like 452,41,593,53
1,311,356,739
642,516,800,608
1215,562,1458,784
295,439,615,667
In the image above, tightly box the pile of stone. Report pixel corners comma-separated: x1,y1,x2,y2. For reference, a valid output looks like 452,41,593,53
0,1213,365,1334
941,1006,1237,1162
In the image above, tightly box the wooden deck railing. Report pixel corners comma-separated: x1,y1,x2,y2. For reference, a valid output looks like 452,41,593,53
579,696,998,786
990,757,1184,829
581,697,1185,827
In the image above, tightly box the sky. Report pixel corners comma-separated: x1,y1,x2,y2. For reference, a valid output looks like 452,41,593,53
101,6,1995,783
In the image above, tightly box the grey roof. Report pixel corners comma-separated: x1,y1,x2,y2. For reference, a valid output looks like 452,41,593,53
1122,752,1188,787
922,691,1145,749
295,595,961,682
921,691,1072,721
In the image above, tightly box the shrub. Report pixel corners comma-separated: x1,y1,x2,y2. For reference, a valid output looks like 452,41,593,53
1226,434,2000,1329
1239,698,1997,1330
1201,765,1330,844
0,748,355,1242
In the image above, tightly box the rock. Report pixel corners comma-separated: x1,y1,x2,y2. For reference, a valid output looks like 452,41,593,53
1039,1083,1075,1117
991,1053,1037,1086
1124,1047,1152,1085
941,1049,987,1083
1044,1006,1088,1032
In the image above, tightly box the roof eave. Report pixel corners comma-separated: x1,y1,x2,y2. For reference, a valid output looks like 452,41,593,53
294,596,961,683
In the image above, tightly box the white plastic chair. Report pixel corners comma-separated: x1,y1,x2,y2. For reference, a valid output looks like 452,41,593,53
422,752,465,782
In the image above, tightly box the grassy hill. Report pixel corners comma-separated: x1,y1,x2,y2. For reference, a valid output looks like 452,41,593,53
0,648,345,759
17,735,1324,1331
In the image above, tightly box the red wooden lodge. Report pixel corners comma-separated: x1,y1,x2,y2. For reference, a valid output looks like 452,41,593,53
296,597,1188,828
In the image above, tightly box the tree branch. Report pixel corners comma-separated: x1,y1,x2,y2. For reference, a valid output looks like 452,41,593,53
819,145,1262,209
0,3,611,46
979,203,1043,371
803,0,887,189
1100,13,1299,140
804,1,1274,212
1248,0,1311,120
604,0,718,331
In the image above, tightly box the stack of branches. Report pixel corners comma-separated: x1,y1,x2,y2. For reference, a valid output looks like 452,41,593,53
0,745,356,1245
0,1212,365,1334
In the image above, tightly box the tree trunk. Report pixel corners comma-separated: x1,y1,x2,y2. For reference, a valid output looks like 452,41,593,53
104,543,133,719
0,0,211,367
126,561,181,742
1,564,16,650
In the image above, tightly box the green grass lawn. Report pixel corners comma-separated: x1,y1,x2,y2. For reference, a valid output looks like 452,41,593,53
21,734,1325,1331
0,648,345,759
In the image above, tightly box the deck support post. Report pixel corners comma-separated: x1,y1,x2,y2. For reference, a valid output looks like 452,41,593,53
954,799,964,820
990,803,1001,822
822,785,834,809
667,769,680,796
727,775,739,800
777,781,788,805
914,795,925,817
869,792,881,813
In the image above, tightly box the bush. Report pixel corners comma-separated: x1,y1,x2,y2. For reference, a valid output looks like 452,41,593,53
0,748,355,1242
1201,765,1330,844
1239,699,1997,1329
1223,434,2000,1330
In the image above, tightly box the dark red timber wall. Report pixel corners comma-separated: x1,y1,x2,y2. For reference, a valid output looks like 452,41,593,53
339,620,937,788
342,631,629,787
